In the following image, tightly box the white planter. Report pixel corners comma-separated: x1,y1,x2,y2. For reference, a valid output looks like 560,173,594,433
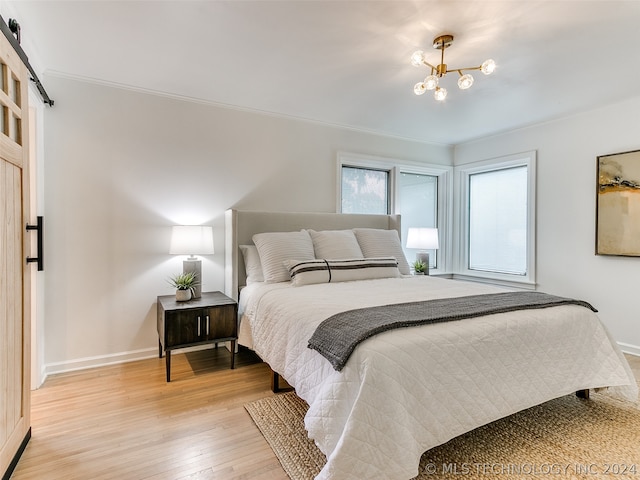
175,289,192,302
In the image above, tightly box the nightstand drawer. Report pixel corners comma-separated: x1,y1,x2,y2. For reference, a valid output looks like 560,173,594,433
205,305,236,340
165,310,207,348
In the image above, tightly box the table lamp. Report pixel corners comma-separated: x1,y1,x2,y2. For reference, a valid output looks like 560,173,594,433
169,225,214,298
406,227,439,275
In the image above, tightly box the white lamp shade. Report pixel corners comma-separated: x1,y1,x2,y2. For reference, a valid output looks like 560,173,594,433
169,225,215,255
406,227,439,250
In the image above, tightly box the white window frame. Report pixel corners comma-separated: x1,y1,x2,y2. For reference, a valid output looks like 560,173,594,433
337,152,452,274
454,151,537,288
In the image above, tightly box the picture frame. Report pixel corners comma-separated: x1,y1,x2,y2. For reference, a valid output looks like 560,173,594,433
596,149,640,256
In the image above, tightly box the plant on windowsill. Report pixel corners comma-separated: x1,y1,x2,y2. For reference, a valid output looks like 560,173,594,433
412,259,427,275
167,271,198,302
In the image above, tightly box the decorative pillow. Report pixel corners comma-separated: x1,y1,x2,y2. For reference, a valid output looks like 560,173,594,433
239,245,264,285
307,229,364,259
353,228,411,275
285,257,400,287
253,230,315,283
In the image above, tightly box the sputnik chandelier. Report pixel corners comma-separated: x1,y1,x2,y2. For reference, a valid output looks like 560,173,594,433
411,34,495,101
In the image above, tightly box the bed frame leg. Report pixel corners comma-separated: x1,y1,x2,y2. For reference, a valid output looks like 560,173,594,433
271,370,293,393
576,389,590,399
271,371,280,392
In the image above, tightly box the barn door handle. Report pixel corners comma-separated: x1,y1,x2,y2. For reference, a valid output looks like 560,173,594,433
26,216,43,271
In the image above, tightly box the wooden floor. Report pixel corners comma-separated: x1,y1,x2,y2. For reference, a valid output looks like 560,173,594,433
10,347,289,480
628,353,640,378
10,348,640,480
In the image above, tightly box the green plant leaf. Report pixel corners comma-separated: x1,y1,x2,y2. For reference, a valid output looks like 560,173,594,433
167,271,199,290
412,259,426,273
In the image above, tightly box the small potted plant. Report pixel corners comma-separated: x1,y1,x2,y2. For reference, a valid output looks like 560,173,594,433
412,259,427,275
167,271,198,301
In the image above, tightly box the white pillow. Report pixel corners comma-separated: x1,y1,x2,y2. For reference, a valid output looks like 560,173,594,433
353,228,411,275
307,229,364,259
239,245,264,285
285,257,400,287
253,230,315,283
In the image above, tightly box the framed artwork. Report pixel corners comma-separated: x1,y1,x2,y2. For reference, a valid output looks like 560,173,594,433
596,149,640,256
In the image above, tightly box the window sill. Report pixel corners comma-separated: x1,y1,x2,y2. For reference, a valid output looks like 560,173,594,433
451,273,537,290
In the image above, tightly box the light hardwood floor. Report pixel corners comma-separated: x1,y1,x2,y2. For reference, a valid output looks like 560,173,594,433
10,349,640,480
626,353,640,380
11,347,289,480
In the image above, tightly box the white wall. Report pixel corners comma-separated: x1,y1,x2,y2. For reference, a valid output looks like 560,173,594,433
40,72,640,374
455,97,640,354
42,74,452,373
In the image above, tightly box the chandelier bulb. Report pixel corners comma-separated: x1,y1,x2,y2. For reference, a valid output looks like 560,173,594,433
434,87,447,101
413,82,427,95
481,59,496,75
424,75,438,90
457,73,474,90
410,51,425,67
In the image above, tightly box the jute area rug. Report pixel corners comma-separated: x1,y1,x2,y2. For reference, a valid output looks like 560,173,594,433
245,388,640,479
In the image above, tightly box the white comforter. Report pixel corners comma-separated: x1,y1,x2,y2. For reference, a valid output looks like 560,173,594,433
239,276,638,480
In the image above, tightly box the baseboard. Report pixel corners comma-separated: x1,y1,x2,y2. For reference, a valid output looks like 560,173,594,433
619,342,640,357
39,364,48,388
44,347,159,377
42,343,227,378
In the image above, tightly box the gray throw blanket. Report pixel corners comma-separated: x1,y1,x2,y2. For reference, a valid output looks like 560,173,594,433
307,291,597,371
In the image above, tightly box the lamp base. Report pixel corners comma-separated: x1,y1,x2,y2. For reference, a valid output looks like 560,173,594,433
416,252,430,276
183,258,202,298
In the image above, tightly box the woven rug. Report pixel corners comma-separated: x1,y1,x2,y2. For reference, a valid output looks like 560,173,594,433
245,388,640,479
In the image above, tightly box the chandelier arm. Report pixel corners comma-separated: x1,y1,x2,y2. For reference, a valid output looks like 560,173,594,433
425,65,482,77
452,65,482,73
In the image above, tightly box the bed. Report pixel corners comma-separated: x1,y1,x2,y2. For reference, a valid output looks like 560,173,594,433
224,209,638,480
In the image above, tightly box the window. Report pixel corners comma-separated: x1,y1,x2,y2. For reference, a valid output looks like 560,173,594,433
456,151,536,285
337,152,451,273
469,166,527,274
399,172,439,269
341,166,390,214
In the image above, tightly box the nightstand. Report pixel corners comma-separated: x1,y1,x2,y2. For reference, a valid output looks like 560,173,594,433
157,291,238,382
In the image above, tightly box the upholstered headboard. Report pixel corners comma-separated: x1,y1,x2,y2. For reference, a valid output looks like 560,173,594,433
224,209,401,300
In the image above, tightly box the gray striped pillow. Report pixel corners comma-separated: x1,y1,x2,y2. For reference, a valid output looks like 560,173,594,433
285,257,400,286
353,228,411,275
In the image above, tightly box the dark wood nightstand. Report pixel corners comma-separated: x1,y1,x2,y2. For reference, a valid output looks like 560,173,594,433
157,291,238,382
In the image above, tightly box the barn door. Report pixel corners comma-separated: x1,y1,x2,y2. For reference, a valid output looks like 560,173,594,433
0,25,31,479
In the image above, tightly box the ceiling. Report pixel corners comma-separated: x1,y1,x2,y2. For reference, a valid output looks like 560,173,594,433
6,1,640,145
